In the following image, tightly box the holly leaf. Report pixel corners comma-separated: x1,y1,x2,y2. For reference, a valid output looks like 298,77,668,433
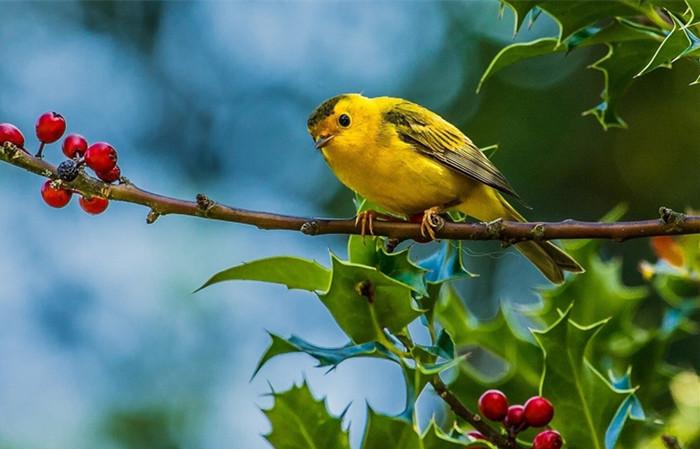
419,241,476,283
197,256,330,292
361,410,480,449
264,382,350,449
584,38,663,129
253,333,397,378
501,0,538,34
636,11,700,77
606,371,646,449
537,0,650,42
319,255,422,343
348,236,429,296
539,250,647,326
437,284,542,387
477,38,560,92
533,306,637,449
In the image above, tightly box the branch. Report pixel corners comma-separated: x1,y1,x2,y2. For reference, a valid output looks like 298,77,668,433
3,141,700,242
430,377,524,449
662,435,683,449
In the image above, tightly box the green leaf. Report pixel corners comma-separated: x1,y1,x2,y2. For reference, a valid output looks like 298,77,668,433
348,236,429,296
419,241,476,283
688,0,700,24
477,38,560,92
361,411,476,449
501,0,538,34
197,256,330,292
605,371,646,449
437,285,542,387
533,306,636,449
536,1,651,42
636,11,700,77
264,382,350,449
253,333,397,378
540,252,647,326
584,39,662,129
319,255,422,343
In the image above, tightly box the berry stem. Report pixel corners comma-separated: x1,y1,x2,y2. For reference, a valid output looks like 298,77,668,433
35,142,45,158
431,377,526,449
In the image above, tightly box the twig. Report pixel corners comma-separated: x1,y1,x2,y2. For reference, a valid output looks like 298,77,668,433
662,435,683,449
3,141,700,242
430,377,525,449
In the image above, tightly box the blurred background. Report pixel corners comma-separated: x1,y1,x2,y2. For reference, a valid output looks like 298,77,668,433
1,2,698,449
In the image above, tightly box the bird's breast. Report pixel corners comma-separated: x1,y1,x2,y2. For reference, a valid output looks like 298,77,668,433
321,139,469,216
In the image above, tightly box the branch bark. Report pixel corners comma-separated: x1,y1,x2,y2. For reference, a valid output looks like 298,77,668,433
3,141,700,243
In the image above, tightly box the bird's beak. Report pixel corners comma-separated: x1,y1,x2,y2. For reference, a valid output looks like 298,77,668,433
314,134,335,150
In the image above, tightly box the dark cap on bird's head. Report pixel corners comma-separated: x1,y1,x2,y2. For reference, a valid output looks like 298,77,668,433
307,95,345,131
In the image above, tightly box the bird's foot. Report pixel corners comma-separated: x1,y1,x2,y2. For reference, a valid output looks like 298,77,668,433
420,206,445,240
355,210,380,238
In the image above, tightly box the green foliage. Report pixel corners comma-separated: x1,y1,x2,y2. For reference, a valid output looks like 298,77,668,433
483,0,700,129
320,255,422,343
533,306,640,449
263,382,350,449
201,219,699,449
197,256,330,292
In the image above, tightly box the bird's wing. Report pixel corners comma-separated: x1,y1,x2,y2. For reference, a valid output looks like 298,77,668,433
383,101,518,198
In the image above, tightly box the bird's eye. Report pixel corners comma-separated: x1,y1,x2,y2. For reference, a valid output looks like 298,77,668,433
338,113,351,128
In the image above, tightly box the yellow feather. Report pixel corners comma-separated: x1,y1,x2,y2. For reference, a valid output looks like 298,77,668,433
307,93,583,283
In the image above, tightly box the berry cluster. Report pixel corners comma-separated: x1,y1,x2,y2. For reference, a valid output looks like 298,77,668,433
1,112,122,215
470,389,562,449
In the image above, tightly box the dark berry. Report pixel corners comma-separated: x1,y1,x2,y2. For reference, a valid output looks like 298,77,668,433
478,389,509,421
524,396,554,427
504,404,527,430
0,123,25,147
532,430,562,449
96,164,121,183
57,159,80,182
85,142,117,172
41,180,72,208
62,134,88,158
79,195,109,215
35,112,66,143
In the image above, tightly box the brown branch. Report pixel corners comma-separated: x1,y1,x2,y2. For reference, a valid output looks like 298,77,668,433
431,377,524,449
3,141,700,242
662,435,683,449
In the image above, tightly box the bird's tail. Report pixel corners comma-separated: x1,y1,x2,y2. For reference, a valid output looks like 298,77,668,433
457,187,584,284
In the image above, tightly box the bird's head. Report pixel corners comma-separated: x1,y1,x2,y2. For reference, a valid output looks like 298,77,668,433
307,93,374,152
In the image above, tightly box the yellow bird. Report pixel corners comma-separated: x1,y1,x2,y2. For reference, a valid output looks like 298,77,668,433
307,93,583,284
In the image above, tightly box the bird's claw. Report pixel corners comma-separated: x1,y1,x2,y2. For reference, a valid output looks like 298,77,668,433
420,207,445,240
355,210,376,238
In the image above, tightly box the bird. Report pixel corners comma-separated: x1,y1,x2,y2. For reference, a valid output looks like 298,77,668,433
307,93,583,284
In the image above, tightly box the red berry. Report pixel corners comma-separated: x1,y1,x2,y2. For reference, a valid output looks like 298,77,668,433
524,396,554,427
79,195,109,215
35,112,66,143
84,142,118,172
62,134,88,158
478,389,509,421
40,180,72,208
504,404,527,430
532,430,562,449
0,123,25,147
96,164,121,183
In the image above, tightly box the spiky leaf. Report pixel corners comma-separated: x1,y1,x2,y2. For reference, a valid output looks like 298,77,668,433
319,255,421,343
197,256,330,292
264,382,350,449
533,306,638,449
